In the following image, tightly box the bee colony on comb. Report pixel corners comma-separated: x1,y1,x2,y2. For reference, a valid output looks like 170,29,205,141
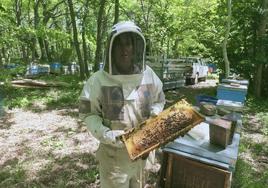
121,99,205,160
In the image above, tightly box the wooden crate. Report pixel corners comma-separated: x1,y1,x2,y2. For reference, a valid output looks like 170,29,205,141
160,152,232,188
209,118,232,148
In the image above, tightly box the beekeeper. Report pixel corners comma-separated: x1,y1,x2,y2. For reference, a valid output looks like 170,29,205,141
79,21,165,188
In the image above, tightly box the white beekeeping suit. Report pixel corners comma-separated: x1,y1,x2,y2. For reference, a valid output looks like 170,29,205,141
79,21,165,188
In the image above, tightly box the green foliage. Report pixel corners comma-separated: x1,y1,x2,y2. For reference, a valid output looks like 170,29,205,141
244,95,268,135
206,73,219,80
232,159,255,188
1,0,267,96
46,87,80,109
257,112,268,135
59,48,74,65
252,142,268,156
0,154,98,187
2,75,82,110
232,159,268,188
120,0,220,58
240,137,268,156
245,95,268,113
233,138,268,188
41,136,64,149
0,163,26,187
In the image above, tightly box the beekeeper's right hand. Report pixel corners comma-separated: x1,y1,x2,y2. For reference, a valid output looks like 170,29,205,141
85,115,125,148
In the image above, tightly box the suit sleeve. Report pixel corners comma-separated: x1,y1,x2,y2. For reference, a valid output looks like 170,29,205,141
150,69,166,116
79,75,110,140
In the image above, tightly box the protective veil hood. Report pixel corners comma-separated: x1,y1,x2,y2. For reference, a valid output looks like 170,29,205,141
104,21,146,78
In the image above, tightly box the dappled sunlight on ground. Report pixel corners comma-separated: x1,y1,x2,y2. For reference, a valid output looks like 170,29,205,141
1,79,267,187
0,108,99,187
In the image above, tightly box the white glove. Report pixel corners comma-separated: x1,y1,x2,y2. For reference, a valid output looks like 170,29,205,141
150,103,164,117
103,130,125,148
85,115,125,148
150,110,158,117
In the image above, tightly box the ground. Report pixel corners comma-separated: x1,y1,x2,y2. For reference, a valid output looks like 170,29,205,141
0,79,267,187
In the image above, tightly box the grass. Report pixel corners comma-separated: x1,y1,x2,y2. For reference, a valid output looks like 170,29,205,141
233,95,268,188
0,154,98,188
165,82,268,188
245,95,268,113
257,112,268,135
40,136,65,149
232,159,268,188
1,75,268,187
0,163,26,187
1,74,83,110
206,72,219,80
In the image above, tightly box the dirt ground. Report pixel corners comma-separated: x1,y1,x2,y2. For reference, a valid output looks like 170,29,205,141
0,79,267,187
0,108,100,187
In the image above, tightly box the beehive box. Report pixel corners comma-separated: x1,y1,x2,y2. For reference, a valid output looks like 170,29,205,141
160,152,232,188
209,118,232,148
222,113,239,144
217,84,247,103
121,99,205,160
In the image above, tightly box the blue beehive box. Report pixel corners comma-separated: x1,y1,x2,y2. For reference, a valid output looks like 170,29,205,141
217,84,248,103
50,62,62,74
196,95,218,106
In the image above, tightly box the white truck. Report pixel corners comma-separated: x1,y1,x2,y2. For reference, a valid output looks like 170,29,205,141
183,57,209,85
146,56,209,89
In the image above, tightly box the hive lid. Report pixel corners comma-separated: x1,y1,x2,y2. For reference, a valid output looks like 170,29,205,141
218,83,248,91
216,99,244,112
208,118,232,129
221,79,249,86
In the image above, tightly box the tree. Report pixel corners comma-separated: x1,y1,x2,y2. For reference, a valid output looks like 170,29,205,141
67,0,85,80
254,0,268,97
114,0,119,24
222,0,232,78
94,0,106,72
81,0,90,77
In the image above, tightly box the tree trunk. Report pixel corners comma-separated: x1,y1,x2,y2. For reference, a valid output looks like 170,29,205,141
44,39,51,62
31,39,36,61
21,45,27,62
114,0,119,25
14,0,22,25
14,0,28,62
222,0,232,78
139,0,152,33
82,28,90,77
1,48,6,63
94,0,106,72
254,0,268,97
41,0,65,63
38,38,48,61
33,0,41,61
81,0,90,77
67,0,85,80
65,1,73,49
0,49,2,67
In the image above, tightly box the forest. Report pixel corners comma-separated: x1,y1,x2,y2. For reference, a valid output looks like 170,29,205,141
0,0,267,97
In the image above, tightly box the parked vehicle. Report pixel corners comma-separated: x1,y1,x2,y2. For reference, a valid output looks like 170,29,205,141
146,56,209,89
146,56,186,90
182,57,209,85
